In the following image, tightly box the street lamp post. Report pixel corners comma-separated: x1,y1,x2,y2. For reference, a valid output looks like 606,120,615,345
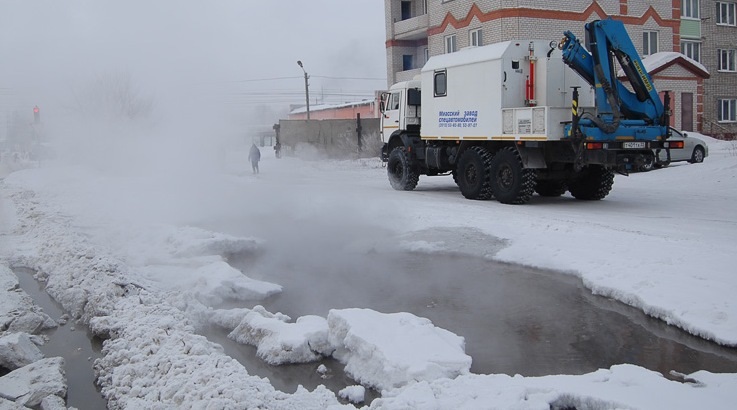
297,60,311,120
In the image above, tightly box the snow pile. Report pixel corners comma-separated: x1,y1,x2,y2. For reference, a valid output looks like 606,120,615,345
339,385,366,404
370,364,737,410
142,260,282,306
0,357,66,407
0,265,72,408
1,180,347,409
108,224,281,306
224,306,472,391
328,309,471,391
138,225,281,305
166,225,262,258
89,291,346,409
228,306,332,365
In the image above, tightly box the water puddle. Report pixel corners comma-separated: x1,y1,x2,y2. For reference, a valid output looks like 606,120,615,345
11,245,737,409
13,267,108,410
225,249,737,381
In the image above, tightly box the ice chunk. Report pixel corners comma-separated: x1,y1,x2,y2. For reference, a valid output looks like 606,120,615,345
209,307,253,330
144,261,282,306
0,265,18,292
167,226,262,258
0,266,56,334
0,333,44,370
327,308,472,390
228,306,331,365
338,385,365,404
0,396,22,409
0,357,66,407
40,394,67,410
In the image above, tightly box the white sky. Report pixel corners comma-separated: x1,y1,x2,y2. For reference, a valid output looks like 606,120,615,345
0,0,387,115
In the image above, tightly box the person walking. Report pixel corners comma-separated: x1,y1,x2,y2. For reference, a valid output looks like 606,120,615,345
248,143,261,174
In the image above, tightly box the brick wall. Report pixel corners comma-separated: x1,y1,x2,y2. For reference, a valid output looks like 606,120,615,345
700,0,737,138
424,1,678,54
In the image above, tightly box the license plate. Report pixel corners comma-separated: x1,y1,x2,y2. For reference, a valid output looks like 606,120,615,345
623,142,647,149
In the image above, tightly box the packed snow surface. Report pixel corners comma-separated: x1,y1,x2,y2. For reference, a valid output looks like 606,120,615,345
1,136,737,408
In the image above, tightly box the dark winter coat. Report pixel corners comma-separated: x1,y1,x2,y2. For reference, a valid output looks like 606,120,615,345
248,145,261,162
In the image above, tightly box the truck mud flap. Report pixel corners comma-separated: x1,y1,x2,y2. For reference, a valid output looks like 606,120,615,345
515,146,546,169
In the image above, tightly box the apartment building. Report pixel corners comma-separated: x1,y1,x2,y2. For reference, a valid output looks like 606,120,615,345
699,0,737,138
385,0,730,136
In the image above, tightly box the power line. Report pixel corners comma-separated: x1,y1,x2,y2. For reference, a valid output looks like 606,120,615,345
224,91,377,96
228,76,302,83
311,75,387,81
227,75,387,83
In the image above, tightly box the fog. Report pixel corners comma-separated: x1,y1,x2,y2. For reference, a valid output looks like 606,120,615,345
1,0,386,174
1,1,393,293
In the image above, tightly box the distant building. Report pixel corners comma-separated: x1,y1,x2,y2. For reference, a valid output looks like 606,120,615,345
288,93,382,120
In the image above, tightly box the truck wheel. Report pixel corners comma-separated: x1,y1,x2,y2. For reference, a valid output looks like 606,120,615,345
567,165,614,200
456,146,493,200
489,147,536,204
639,152,655,172
534,180,567,197
387,146,419,191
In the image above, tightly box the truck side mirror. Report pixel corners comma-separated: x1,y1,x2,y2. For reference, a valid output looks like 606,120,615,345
379,93,388,112
407,88,421,106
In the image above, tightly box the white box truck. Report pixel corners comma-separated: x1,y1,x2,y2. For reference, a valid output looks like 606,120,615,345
380,19,682,204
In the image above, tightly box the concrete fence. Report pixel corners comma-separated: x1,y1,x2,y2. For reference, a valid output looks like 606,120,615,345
277,118,382,159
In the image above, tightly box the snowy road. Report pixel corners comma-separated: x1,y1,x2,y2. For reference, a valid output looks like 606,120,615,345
2,136,737,408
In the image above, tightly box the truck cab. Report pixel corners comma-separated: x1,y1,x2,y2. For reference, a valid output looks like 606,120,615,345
380,80,421,161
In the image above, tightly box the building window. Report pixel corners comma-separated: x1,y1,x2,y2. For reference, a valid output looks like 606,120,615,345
445,34,457,54
434,71,447,97
642,31,658,56
422,0,428,15
718,99,737,122
403,55,414,71
682,0,700,18
401,1,412,20
424,48,429,65
717,2,736,25
718,49,736,71
470,28,482,47
681,41,701,62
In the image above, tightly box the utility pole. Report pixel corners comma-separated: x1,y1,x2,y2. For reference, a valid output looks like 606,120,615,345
297,60,311,120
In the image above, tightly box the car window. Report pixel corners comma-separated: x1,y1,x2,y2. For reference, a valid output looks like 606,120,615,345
669,128,684,139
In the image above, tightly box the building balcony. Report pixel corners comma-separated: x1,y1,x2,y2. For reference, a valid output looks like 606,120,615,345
393,13,429,41
680,18,701,39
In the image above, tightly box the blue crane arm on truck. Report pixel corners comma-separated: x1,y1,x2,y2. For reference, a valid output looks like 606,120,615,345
559,18,671,142
378,19,685,205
